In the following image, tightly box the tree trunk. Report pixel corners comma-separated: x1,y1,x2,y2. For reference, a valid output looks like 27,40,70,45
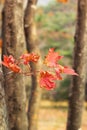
24,1,42,130
0,65,9,130
67,0,87,130
2,0,28,130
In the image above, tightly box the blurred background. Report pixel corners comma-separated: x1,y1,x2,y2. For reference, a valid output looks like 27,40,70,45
0,0,87,130
36,0,77,101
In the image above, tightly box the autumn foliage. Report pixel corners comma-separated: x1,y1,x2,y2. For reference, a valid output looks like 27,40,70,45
2,55,21,73
56,0,68,3
0,39,2,48
20,53,39,65
1,48,78,90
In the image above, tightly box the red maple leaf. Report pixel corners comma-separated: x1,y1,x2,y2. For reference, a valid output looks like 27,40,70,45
44,48,63,67
39,71,56,90
2,55,21,73
63,66,78,75
20,53,39,65
55,65,78,76
8,63,21,73
2,55,15,67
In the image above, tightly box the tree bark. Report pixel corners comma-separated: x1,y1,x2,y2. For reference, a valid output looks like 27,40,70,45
0,66,9,130
24,1,42,130
2,0,28,130
67,0,87,130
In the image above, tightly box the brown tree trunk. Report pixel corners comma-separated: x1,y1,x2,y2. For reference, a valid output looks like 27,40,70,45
67,0,87,130
24,0,42,130
0,66,9,130
2,0,28,130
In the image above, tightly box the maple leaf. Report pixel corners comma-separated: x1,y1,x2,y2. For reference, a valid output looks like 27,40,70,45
39,71,56,90
8,63,21,73
20,53,39,65
63,66,78,75
2,55,21,73
44,48,63,67
55,65,78,76
56,0,68,3
2,55,15,67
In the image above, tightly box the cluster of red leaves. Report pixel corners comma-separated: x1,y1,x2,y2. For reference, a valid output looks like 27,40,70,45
1,48,78,90
2,53,39,72
40,48,78,90
20,53,39,65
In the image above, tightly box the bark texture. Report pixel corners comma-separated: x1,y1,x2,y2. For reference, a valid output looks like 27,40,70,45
24,0,42,130
2,0,28,130
67,0,87,130
0,67,9,130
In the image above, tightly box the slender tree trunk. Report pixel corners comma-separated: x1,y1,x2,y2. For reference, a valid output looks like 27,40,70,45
2,0,28,130
24,0,42,130
67,0,87,130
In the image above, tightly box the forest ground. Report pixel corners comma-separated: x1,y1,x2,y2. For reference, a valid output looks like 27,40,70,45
38,101,87,130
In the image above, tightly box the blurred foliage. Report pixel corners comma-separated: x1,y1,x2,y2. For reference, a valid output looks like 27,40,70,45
36,0,77,59
41,76,71,101
36,0,77,101
53,77,71,101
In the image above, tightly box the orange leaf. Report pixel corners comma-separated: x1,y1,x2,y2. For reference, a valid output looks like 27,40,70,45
0,39,2,48
8,63,21,73
2,55,15,67
56,0,68,3
2,55,21,73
